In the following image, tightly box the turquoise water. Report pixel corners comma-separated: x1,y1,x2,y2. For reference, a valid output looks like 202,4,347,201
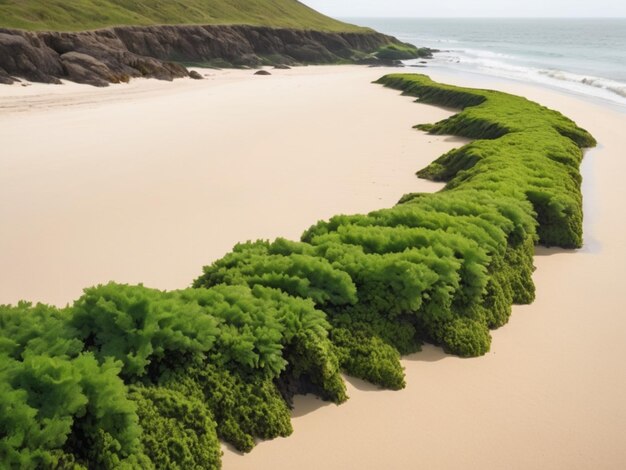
346,18,626,107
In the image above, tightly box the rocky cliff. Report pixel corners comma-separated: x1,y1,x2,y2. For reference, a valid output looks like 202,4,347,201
0,24,406,86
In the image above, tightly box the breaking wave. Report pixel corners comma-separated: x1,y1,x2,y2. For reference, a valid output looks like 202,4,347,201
406,47,626,107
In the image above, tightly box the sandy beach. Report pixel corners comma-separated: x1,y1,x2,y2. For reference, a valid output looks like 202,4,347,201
2,65,626,469
0,66,459,307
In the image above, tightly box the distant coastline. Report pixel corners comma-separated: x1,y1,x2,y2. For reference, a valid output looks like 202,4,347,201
345,17,626,108
0,0,427,86
0,24,420,86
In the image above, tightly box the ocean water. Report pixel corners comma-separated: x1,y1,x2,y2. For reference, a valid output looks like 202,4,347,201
345,18,626,107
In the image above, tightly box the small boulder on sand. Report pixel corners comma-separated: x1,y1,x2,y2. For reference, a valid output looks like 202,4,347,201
254,70,272,76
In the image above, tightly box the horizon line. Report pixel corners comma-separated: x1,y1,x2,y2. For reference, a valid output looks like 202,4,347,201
339,16,626,19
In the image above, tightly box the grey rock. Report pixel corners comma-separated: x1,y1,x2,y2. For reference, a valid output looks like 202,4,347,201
254,70,271,75
60,52,115,87
0,24,403,87
0,31,63,83
189,70,203,80
0,66,14,84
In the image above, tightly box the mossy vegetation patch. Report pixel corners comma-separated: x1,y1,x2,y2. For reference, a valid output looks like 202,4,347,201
375,43,432,61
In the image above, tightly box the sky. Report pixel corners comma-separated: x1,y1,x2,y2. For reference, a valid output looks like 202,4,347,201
301,0,626,18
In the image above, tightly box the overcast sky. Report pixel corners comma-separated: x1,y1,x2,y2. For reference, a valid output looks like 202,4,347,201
301,0,626,18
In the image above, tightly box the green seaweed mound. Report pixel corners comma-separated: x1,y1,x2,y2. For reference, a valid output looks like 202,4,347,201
0,284,346,468
375,44,429,61
0,74,594,468
195,73,593,385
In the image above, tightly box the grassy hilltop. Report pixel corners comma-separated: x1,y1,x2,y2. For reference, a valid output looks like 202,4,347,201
0,0,365,32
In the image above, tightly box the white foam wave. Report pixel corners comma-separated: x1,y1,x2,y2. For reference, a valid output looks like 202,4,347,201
461,48,518,60
539,70,626,99
411,49,626,106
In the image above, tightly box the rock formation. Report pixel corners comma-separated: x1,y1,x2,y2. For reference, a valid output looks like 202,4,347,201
0,25,406,86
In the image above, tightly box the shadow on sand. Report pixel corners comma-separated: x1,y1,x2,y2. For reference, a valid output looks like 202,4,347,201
291,394,335,418
402,344,450,363
442,135,471,143
534,246,578,257
342,374,390,393
221,441,248,456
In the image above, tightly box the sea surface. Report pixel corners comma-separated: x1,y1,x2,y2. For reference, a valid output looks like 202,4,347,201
345,18,626,108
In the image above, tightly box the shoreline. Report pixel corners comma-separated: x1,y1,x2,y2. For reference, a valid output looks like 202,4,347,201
346,17,626,111
418,62,626,115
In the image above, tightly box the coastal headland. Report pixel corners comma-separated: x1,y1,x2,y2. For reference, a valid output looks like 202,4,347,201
0,0,427,86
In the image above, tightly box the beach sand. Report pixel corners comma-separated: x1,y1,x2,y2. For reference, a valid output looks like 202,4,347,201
2,66,625,469
0,66,459,306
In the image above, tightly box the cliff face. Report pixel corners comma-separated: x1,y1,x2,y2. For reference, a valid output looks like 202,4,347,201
0,25,401,86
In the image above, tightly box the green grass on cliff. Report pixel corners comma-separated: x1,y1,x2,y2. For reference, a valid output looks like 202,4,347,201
0,0,366,32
